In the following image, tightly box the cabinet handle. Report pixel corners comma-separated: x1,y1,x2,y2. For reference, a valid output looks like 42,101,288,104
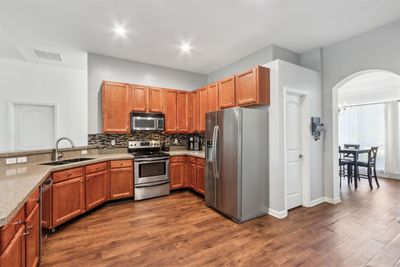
23,230,30,236
33,198,39,203
13,220,25,225
27,225,34,230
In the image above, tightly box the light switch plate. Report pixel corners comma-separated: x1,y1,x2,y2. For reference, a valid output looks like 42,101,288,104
17,157,27,163
111,140,116,146
6,158,17,164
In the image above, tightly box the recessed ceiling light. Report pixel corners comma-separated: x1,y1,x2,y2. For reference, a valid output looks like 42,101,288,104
114,25,127,37
180,42,192,54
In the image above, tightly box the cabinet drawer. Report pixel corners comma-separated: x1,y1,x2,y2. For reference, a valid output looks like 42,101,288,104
170,156,186,163
188,156,197,164
25,189,39,217
110,160,132,169
197,158,205,166
85,162,108,174
53,167,84,183
0,205,25,253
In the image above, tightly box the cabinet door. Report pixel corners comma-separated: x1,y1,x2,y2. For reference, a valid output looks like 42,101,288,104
176,91,188,132
188,162,197,190
194,91,200,132
187,92,195,133
102,82,130,133
85,170,108,210
207,83,219,112
199,87,208,132
0,227,24,267
109,167,133,200
25,204,39,267
218,76,236,108
196,164,205,195
52,177,85,227
131,85,148,112
235,66,269,106
170,161,187,190
163,90,177,132
148,87,163,112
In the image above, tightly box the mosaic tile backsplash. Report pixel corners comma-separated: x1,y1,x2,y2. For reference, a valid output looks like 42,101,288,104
88,132,204,149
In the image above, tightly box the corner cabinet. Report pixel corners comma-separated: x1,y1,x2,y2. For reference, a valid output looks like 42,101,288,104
102,81,131,133
235,66,270,106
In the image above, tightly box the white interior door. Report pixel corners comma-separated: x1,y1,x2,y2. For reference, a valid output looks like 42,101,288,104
285,93,303,210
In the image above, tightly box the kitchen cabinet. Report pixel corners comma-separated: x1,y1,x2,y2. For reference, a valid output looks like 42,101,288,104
199,87,208,132
170,156,187,189
235,66,270,106
163,90,177,132
187,159,197,190
194,91,200,132
176,91,188,132
0,227,24,267
207,82,219,112
25,204,39,267
85,169,108,210
148,87,164,112
131,85,148,112
196,159,205,195
102,81,130,133
218,76,236,108
109,160,133,200
187,92,195,133
52,176,85,227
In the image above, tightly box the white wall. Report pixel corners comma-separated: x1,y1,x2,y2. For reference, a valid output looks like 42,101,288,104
0,58,88,152
265,60,323,214
207,45,300,83
88,53,207,134
319,20,400,200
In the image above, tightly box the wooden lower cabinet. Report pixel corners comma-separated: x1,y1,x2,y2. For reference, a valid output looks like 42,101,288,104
187,161,197,190
196,162,205,195
52,176,85,227
25,204,39,267
0,227,25,267
85,170,108,210
170,159,187,190
170,156,205,195
109,167,133,200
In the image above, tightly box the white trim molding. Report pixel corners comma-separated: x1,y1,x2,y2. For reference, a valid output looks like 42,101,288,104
305,197,325,207
268,208,288,219
323,197,341,204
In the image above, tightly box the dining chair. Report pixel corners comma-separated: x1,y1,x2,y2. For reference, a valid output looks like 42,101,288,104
350,146,379,190
338,146,352,187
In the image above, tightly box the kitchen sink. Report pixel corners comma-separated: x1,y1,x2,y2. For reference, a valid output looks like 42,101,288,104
40,158,95,166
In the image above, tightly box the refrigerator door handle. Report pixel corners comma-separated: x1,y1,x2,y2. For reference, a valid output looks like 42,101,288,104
214,125,219,179
212,125,217,178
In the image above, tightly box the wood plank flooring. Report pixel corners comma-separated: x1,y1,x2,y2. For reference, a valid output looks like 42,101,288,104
41,179,400,266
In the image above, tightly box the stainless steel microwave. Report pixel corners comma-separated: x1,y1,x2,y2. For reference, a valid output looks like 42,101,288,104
131,112,164,131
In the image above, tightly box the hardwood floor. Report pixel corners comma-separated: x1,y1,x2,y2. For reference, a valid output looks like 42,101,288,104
41,179,400,266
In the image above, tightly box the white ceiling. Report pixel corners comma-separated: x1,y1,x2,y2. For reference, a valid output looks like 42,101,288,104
1,0,400,73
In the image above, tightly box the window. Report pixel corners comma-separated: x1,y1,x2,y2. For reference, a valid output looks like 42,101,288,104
338,103,385,170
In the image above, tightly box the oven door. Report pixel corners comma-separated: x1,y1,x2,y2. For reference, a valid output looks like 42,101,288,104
132,116,157,131
134,158,169,184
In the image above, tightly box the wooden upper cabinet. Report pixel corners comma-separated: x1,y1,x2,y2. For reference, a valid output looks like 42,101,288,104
163,90,177,132
218,76,236,108
199,87,208,132
148,87,164,112
187,92,195,133
102,81,130,133
131,85,148,112
176,91,188,132
207,83,219,112
193,91,200,132
235,66,270,106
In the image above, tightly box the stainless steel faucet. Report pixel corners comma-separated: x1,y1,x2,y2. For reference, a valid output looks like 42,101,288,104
55,137,75,161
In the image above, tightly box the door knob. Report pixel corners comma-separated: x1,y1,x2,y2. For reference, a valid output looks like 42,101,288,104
299,154,303,159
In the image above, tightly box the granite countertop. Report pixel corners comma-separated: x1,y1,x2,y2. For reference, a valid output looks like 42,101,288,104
0,153,134,227
166,150,205,158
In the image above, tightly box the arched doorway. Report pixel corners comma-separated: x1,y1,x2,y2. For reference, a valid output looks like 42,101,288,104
332,70,400,198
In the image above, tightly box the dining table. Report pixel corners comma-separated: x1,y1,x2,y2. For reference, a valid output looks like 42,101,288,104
339,148,371,189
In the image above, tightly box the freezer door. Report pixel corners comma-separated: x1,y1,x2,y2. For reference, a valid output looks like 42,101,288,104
216,108,241,221
205,111,217,208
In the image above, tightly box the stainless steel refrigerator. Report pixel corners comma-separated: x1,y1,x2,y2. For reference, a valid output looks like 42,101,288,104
205,107,269,223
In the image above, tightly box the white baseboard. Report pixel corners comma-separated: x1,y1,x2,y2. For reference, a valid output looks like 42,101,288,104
268,208,288,219
307,197,325,207
323,197,341,204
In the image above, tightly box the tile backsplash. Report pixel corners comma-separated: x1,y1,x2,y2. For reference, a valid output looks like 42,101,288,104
88,132,204,149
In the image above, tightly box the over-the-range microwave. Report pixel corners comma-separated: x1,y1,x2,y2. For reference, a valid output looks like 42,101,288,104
131,112,164,131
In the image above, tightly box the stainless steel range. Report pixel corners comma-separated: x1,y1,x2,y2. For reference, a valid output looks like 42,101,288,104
129,140,170,200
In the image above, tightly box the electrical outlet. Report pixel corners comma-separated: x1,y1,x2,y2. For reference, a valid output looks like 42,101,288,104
174,138,178,144
6,158,17,164
81,150,88,155
17,157,27,163
111,140,116,146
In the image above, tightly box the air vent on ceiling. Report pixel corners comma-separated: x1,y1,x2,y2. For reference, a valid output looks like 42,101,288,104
33,49,62,62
